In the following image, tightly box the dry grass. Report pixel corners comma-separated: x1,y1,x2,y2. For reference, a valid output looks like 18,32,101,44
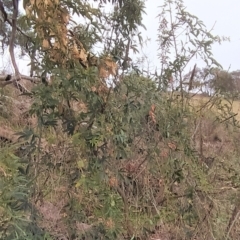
190,94,240,121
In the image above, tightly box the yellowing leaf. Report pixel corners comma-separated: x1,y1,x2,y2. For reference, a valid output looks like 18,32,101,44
61,10,70,24
42,39,50,49
77,159,86,170
25,5,32,17
44,0,50,6
79,49,88,62
98,58,118,78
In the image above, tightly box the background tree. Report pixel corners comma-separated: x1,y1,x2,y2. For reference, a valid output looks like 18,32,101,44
210,68,236,94
203,68,240,98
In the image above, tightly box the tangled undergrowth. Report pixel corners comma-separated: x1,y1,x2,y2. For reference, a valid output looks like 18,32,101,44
1,73,240,240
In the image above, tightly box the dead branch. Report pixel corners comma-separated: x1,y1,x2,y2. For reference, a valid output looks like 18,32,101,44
0,74,40,90
0,74,40,82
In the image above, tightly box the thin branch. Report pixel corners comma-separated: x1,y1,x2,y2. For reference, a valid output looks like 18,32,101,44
9,0,20,76
220,113,238,123
6,18,31,39
0,0,31,38
182,22,217,72
0,0,7,22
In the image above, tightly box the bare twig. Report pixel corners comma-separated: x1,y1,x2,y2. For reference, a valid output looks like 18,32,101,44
191,119,201,142
226,209,240,239
220,113,238,123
